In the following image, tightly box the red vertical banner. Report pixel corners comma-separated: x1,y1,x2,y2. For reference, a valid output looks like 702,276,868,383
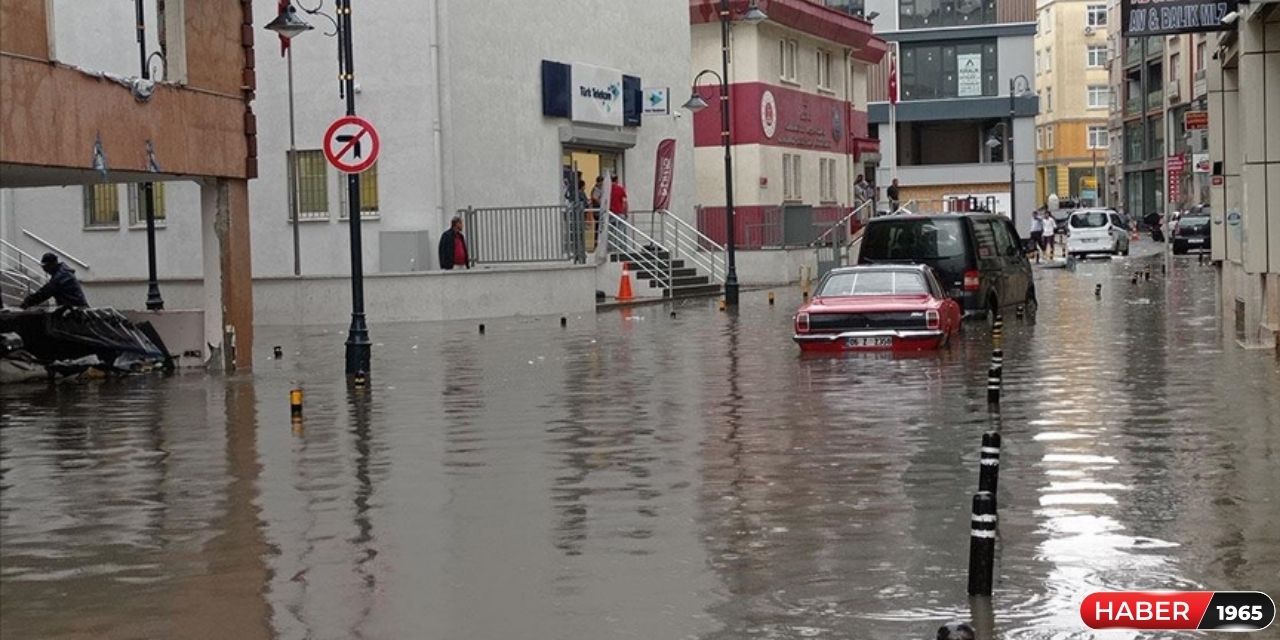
888,49,899,105
277,0,290,57
652,138,676,212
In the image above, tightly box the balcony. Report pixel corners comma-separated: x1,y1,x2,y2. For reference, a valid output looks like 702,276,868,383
1125,46,1142,67
1194,69,1207,97
1147,89,1164,111
1126,96,1143,116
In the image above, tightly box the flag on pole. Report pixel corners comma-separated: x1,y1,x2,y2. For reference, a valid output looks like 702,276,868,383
888,49,898,105
277,0,290,57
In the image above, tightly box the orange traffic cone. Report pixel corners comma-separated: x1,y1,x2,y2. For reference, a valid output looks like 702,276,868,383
617,262,634,301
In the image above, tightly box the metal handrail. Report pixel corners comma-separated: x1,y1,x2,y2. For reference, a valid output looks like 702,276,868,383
22,229,91,270
813,200,874,245
892,199,917,215
603,212,672,289
656,210,726,284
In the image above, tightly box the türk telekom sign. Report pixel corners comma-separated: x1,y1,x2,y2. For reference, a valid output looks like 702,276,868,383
1122,0,1238,37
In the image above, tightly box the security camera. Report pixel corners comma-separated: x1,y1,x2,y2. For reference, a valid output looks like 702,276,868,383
1221,11,1238,24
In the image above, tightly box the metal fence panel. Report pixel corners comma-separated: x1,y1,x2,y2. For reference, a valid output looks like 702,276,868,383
460,205,586,265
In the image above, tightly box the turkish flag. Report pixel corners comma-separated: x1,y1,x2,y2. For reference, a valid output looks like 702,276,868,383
277,0,290,57
888,50,899,105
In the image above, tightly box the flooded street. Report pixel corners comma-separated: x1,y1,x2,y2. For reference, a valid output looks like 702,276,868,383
2,240,1278,639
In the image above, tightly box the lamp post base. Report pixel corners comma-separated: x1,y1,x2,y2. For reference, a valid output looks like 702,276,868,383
344,312,371,376
724,272,740,306
145,284,164,311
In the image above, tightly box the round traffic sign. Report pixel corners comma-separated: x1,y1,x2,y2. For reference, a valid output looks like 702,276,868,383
323,115,380,174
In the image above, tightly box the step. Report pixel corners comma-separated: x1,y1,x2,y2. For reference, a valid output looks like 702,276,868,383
612,250,670,263
663,283,723,299
634,267,697,280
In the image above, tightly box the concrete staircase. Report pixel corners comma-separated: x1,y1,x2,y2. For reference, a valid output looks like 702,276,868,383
611,248,721,299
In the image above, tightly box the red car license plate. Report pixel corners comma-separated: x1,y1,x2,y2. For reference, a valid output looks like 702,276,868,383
847,337,893,347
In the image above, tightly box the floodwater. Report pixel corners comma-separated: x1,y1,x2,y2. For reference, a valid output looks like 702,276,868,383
2,241,1277,639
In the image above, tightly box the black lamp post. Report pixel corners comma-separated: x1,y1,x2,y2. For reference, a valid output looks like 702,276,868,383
135,0,163,310
682,0,766,307
267,0,370,378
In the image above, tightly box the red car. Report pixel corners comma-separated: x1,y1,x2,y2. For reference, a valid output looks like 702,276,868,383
793,265,963,353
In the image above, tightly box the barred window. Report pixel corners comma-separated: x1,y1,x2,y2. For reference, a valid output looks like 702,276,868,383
128,183,168,226
83,184,120,228
295,150,329,219
339,161,380,219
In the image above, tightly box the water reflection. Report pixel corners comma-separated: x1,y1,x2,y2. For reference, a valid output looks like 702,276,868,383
2,243,1278,639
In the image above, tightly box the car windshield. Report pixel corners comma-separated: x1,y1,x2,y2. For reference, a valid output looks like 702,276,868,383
1178,216,1210,228
861,219,966,260
1070,212,1109,228
818,270,929,297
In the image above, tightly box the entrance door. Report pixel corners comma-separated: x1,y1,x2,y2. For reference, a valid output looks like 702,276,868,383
562,148,622,252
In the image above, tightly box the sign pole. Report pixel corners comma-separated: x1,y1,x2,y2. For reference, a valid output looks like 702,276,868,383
339,0,371,378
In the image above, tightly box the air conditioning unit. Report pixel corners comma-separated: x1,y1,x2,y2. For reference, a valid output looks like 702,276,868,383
1084,25,1095,35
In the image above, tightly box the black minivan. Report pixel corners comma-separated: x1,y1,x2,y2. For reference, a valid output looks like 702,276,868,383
857,214,1035,319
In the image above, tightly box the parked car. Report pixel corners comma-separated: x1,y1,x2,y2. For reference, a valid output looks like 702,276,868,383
1066,209,1130,258
857,213,1036,320
1172,213,1211,254
793,265,962,352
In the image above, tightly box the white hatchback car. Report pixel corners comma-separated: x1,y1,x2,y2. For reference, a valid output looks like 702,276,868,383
1066,209,1130,258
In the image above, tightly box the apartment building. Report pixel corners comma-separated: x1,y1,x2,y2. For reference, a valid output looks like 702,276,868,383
1034,0,1112,207
862,0,1040,236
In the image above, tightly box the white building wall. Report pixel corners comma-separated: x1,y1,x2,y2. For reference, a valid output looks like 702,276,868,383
3,0,695,283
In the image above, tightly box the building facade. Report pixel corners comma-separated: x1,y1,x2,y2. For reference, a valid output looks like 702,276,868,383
688,0,887,247
0,0,256,366
1,0,696,282
1034,0,1112,207
861,0,1040,236
1207,2,1280,348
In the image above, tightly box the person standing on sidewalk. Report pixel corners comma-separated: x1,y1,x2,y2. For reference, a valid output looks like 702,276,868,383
1029,211,1045,263
1042,211,1057,260
886,178,901,213
438,216,470,270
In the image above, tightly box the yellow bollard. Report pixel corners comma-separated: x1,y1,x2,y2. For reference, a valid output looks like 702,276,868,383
718,298,727,311
290,388,304,416
768,291,775,305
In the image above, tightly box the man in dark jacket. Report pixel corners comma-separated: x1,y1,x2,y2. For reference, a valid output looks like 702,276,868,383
438,216,470,270
21,253,89,308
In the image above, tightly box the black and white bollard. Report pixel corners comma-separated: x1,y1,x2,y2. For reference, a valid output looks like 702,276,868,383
1095,283,1102,298
273,345,283,359
937,622,977,640
1144,269,1151,281
479,323,486,334
1131,274,1138,285
967,491,998,596
560,316,567,327
978,431,1001,498
987,366,1001,407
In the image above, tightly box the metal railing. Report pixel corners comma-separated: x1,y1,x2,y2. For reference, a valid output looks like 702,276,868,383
813,200,874,245
460,204,586,265
629,210,727,285
721,205,851,249
22,229,90,271
603,212,672,289
1,238,47,307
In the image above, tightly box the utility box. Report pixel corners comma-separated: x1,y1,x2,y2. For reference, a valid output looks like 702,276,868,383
379,230,434,273
782,204,815,247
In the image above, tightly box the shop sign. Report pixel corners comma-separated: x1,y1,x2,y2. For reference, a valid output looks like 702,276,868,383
1121,0,1238,37
572,63,624,127
1184,110,1209,130
643,87,670,115
957,53,983,98
1193,153,1211,173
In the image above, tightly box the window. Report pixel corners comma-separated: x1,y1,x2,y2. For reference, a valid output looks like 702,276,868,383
127,183,167,226
1088,125,1107,149
899,40,998,100
817,49,833,90
818,270,929,297
1125,122,1144,162
1087,85,1108,109
1044,47,1052,72
1043,7,1052,33
783,154,802,201
1046,87,1053,112
1087,45,1107,68
1086,4,1107,27
1195,42,1206,72
295,150,329,220
899,0,998,29
83,184,120,228
1148,116,1163,160
1036,126,1044,151
339,161,381,219
1169,52,1180,85
780,39,799,82
1035,50,1042,75
819,157,837,202
1045,124,1055,150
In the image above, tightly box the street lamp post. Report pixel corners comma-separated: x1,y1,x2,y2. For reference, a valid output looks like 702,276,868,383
135,0,163,310
682,0,766,307
267,0,370,377
1007,75,1031,230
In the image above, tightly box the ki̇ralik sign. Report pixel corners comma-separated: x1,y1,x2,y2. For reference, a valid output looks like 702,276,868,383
1121,0,1238,37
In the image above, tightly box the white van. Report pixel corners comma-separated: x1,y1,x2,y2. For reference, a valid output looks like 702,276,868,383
1066,209,1130,258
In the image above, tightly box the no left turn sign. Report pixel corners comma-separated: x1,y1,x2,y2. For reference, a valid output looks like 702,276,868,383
323,115,380,174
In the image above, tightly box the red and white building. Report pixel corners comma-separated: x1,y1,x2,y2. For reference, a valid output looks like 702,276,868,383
689,0,887,247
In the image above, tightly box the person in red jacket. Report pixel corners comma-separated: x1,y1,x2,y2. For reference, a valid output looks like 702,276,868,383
608,175,629,217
